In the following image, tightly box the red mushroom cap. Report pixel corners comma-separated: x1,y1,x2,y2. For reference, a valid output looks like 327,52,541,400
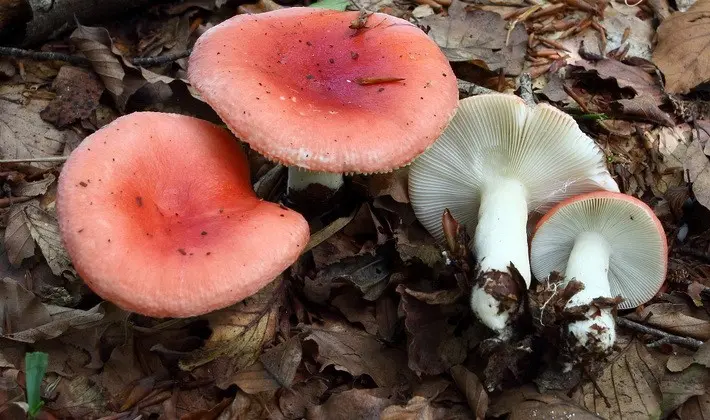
188,8,459,173
57,112,309,318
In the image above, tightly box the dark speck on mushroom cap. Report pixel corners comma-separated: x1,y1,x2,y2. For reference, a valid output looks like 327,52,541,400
188,7,458,174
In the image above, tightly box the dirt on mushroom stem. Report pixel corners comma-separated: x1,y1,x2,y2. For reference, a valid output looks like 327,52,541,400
474,266,527,337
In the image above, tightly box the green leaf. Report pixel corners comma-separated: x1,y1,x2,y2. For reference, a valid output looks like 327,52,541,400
309,0,350,11
25,352,48,418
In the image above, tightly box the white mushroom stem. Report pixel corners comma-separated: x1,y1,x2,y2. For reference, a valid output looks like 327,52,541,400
469,178,531,336
564,231,616,353
286,167,344,193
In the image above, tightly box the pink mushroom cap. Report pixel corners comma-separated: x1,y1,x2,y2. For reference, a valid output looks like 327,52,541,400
188,7,459,173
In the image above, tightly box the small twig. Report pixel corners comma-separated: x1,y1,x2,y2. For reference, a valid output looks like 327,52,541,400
537,37,570,52
0,46,191,67
616,317,704,350
582,365,612,408
130,49,192,66
0,46,89,65
0,156,69,163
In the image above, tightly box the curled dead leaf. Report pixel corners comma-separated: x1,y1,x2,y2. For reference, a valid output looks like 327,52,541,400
5,201,73,276
653,0,710,93
307,387,396,420
259,336,302,388
418,0,527,75
179,279,282,371
572,335,664,419
302,321,409,387
450,365,488,420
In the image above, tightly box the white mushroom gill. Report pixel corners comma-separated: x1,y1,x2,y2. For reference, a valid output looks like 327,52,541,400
531,193,667,359
409,94,619,337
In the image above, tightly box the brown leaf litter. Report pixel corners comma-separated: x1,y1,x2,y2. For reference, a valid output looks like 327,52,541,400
3,0,710,418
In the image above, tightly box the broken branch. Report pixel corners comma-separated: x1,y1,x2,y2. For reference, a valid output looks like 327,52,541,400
616,317,704,350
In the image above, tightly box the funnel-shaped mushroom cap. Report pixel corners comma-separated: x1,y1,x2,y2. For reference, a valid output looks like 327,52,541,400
409,94,619,243
531,191,667,309
57,112,309,318
188,7,458,174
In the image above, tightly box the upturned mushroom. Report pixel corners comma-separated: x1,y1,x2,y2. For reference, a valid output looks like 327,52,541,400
531,191,667,357
188,8,458,207
408,94,619,338
57,112,310,318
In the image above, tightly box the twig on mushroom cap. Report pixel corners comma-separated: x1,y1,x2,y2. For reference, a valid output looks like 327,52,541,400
616,318,703,350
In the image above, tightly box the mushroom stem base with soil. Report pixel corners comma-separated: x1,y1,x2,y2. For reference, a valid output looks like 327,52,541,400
470,178,531,336
563,231,616,356
286,167,344,211
287,167,345,193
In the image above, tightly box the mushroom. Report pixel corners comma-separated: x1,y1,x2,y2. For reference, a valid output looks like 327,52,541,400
187,8,458,207
57,112,309,318
408,94,619,338
531,191,667,357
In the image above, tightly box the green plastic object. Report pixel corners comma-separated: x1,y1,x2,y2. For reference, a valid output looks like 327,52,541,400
309,0,351,11
25,352,48,418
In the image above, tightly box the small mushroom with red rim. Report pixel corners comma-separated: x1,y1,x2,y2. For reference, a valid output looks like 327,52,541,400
408,94,619,338
57,112,309,318
531,191,667,359
187,7,459,209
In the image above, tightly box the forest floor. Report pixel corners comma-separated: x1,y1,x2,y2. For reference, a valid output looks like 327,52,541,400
1,0,710,418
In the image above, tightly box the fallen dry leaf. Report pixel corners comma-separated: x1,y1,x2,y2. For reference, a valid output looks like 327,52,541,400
612,97,675,126
572,59,664,104
259,336,302,388
331,292,378,335
11,173,56,198
179,279,282,371
450,365,488,420
394,224,442,267
307,254,390,303
367,168,410,203
573,335,664,419
676,393,710,419
278,378,329,419
398,285,469,375
684,137,710,213
625,303,710,341
0,278,105,342
307,387,396,420
653,0,710,93
302,320,409,388
418,0,527,75
70,24,125,97
0,92,65,163
230,361,281,394
5,200,73,276
46,375,108,418
40,65,104,128
380,395,472,420
215,392,268,420
509,396,602,420
660,364,710,417
489,385,599,419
